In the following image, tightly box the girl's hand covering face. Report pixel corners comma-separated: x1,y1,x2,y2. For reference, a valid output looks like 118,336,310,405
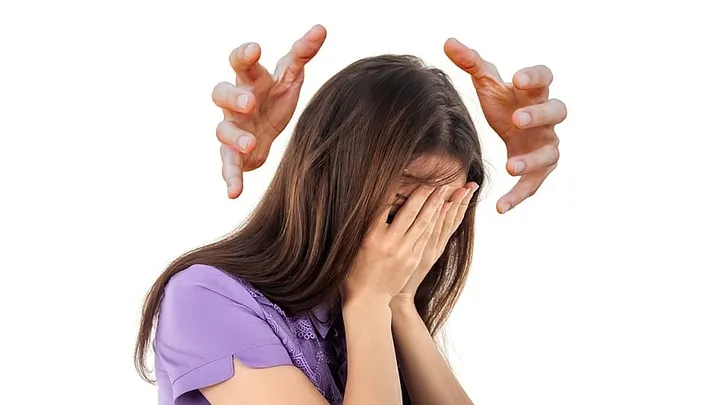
395,182,480,302
342,186,447,305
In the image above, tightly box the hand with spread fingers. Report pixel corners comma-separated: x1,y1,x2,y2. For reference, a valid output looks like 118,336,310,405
212,25,327,197
444,39,567,214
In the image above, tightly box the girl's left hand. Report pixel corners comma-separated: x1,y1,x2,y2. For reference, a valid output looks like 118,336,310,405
393,182,480,304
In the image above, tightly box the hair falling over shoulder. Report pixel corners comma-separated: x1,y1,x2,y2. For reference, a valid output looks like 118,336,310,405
135,54,486,383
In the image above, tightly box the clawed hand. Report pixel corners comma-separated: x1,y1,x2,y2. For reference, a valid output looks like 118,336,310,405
213,25,567,213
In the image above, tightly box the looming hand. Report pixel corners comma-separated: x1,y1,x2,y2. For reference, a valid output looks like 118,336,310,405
444,39,567,214
212,25,327,197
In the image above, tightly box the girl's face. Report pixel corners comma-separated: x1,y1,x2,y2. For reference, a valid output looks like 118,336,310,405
388,154,468,222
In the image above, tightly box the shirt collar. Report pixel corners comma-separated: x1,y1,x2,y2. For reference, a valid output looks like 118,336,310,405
310,305,333,339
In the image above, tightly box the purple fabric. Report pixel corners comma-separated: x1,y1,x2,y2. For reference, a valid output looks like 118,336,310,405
154,264,346,404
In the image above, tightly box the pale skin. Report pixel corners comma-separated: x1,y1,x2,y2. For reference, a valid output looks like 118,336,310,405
204,24,568,404
204,180,475,405
390,157,477,405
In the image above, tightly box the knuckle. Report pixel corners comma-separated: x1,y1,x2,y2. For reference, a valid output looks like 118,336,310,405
371,237,388,252
215,121,230,141
246,154,267,170
551,145,560,163
291,38,303,54
549,147,560,165
531,105,545,122
229,46,243,66
221,164,232,181
416,217,429,229
487,61,499,74
211,82,231,103
554,98,568,120
404,253,419,267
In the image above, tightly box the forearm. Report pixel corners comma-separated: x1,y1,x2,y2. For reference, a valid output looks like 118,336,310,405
342,298,402,405
390,300,473,405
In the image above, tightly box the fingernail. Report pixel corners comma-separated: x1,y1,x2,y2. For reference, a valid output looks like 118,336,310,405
513,161,526,174
237,94,248,110
237,135,250,151
516,111,531,127
500,203,512,213
517,73,531,87
244,43,255,58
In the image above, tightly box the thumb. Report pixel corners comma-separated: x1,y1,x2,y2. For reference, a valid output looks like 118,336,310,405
274,24,327,82
443,38,503,85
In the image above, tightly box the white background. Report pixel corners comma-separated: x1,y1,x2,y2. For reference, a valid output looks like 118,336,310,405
1,0,718,404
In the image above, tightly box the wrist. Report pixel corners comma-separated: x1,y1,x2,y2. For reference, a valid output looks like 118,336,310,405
390,295,419,317
342,293,392,315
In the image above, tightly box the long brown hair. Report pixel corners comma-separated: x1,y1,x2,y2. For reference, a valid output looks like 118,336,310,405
135,55,486,385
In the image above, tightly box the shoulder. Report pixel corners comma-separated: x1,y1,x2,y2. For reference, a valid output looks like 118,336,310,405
162,264,263,315
154,265,296,402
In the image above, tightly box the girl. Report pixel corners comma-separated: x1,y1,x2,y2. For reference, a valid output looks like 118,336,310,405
136,26,565,405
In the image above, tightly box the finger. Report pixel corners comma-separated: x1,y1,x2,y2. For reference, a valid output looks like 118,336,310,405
444,183,479,237
413,197,445,253
507,144,559,176
220,144,244,198
443,38,503,85
513,98,568,129
405,186,447,243
497,169,554,214
274,24,327,82
439,187,469,239
216,120,257,154
212,82,257,114
513,65,554,91
388,186,437,236
451,183,479,229
229,42,266,83
428,200,452,249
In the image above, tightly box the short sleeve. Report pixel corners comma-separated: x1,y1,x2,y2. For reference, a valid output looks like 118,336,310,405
155,264,292,403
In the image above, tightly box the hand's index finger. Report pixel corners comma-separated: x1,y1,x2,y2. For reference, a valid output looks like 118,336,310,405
389,186,437,237
230,42,267,84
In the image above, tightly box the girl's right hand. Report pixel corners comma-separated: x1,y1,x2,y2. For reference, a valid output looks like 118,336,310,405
343,186,449,306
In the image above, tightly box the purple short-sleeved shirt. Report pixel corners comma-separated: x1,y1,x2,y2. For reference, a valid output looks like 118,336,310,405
154,264,347,404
